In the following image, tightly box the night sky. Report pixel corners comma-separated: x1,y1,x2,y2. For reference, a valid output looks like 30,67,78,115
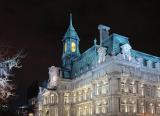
0,0,159,108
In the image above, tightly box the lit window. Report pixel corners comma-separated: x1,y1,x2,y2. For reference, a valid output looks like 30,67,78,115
102,105,106,113
83,90,87,100
96,105,101,114
73,93,76,103
96,83,101,95
71,42,76,52
64,93,69,104
54,108,58,116
78,107,83,116
121,99,128,113
102,84,106,94
78,91,82,101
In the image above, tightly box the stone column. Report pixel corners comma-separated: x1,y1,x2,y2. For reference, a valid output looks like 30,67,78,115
109,97,120,115
117,78,120,92
137,99,139,113
110,76,119,94
58,92,64,116
135,81,138,94
109,75,120,115
92,101,96,115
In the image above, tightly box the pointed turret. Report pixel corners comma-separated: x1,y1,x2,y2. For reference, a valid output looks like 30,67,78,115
64,13,80,40
61,14,80,79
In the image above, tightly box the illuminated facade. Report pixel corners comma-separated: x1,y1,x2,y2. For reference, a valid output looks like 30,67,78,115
36,14,160,116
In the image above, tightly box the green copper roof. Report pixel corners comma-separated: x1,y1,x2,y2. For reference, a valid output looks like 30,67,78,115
64,14,80,40
71,45,99,78
131,50,160,62
102,33,129,55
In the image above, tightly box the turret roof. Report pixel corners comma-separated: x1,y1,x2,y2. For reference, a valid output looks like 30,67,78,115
64,14,80,40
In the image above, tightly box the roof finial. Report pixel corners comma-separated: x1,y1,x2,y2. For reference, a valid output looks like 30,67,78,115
70,13,73,26
94,38,97,46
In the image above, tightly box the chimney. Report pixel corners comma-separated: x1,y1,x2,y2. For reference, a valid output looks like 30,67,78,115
98,25,110,46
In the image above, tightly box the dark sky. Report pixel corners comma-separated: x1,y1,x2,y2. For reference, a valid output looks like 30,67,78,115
0,0,160,108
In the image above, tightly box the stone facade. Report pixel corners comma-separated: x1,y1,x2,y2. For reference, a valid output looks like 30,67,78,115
35,15,160,116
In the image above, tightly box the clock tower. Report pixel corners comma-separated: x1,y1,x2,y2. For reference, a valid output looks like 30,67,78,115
62,14,80,78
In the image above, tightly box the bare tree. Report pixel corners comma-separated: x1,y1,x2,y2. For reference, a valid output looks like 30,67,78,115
0,50,24,106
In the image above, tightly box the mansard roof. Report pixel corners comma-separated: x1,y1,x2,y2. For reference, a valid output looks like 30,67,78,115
71,45,99,78
102,33,129,55
70,32,160,78
131,50,160,62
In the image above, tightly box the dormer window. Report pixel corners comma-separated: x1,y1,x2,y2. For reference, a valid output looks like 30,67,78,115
143,59,147,66
152,62,156,68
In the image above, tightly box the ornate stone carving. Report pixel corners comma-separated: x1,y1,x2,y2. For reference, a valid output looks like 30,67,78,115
48,66,59,88
121,44,132,61
97,47,107,63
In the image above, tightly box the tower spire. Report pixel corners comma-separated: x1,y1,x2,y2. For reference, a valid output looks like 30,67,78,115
64,13,79,40
70,13,73,26
61,13,80,79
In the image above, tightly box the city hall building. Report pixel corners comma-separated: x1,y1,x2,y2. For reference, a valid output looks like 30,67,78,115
35,15,160,116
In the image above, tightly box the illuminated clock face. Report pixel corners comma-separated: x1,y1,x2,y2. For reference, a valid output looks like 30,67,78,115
64,42,67,53
71,42,76,52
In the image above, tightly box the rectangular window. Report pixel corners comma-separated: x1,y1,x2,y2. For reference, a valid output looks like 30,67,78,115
102,105,106,113
146,87,151,96
73,94,76,103
152,62,156,68
83,91,87,100
129,83,133,93
102,85,106,94
96,106,101,114
121,82,125,92
156,106,160,113
78,92,82,101
143,59,147,66
54,108,58,116
98,86,101,95
64,93,69,104
120,105,126,112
